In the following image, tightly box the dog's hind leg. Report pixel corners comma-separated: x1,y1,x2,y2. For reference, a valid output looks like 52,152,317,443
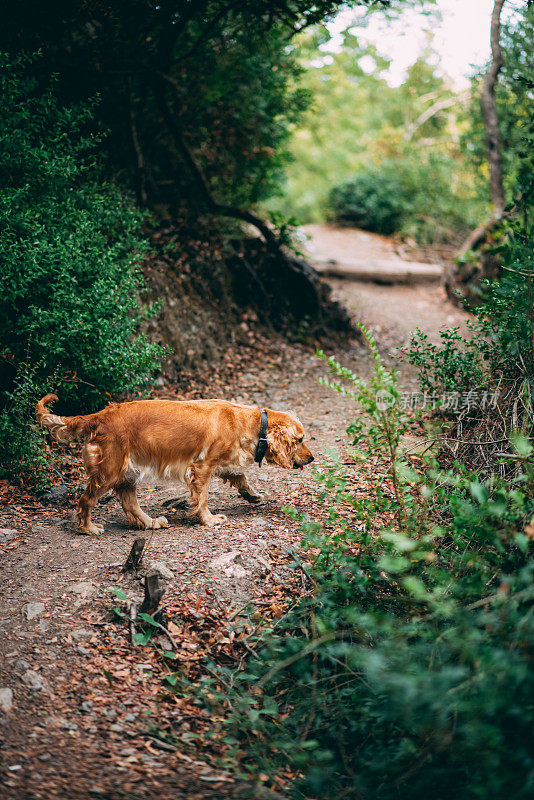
115,470,169,531
76,440,120,535
76,479,113,535
185,463,226,527
219,470,263,504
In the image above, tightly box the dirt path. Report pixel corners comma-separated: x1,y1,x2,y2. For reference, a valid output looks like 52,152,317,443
331,281,469,346
0,261,468,799
301,223,409,264
300,223,445,283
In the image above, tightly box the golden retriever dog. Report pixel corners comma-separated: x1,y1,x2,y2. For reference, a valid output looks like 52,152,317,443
35,394,314,535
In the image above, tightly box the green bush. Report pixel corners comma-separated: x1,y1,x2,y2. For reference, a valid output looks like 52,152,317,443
328,155,482,242
406,223,533,388
0,54,164,484
328,166,404,234
403,216,533,471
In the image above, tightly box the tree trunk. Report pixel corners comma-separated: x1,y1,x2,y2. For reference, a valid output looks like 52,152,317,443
481,0,506,218
446,0,507,304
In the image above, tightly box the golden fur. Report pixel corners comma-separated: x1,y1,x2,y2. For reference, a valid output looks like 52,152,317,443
35,394,314,534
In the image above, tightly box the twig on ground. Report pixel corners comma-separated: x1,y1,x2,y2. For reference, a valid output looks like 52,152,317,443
147,617,179,651
129,602,138,644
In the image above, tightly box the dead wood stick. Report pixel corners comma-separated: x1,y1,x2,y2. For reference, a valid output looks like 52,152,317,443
139,570,165,616
129,602,138,644
147,619,179,651
122,536,146,573
227,602,252,622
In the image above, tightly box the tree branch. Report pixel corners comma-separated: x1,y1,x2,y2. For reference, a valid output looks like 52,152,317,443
403,95,464,142
128,83,147,206
153,74,279,248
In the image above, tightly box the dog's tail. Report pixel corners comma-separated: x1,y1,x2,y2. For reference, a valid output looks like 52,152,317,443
35,394,99,443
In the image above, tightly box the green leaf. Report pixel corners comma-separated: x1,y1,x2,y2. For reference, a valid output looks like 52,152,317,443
511,432,533,458
402,576,429,600
381,531,418,553
378,555,410,573
138,612,159,627
102,669,114,687
111,587,127,602
470,481,489,504
133,630,152,646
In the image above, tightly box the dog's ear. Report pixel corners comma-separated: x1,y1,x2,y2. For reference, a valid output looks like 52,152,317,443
266,423,294,469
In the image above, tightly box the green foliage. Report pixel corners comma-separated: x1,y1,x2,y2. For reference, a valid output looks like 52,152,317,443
404,219,533,397
265,25,485,241
328,167,404,233
0,2,377,214
328,152,486,240
403,207,533,475
387,153,485,243
464,5,534,207
402,7,534,458
193,325,534,798
0,367,53,489
0,54,164,484
318,326,410,527
404,326,489,396
182,26,310,209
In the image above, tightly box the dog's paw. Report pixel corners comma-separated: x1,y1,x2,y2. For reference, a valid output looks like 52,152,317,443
154,516,170,529
79,522,104,536
243,491,263,505
202,513,227,527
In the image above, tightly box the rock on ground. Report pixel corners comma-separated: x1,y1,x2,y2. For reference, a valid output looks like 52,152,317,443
0,687,13,712
22,602,45,620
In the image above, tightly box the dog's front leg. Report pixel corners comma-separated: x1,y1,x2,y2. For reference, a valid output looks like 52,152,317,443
219,470,263,504
185,463,227,527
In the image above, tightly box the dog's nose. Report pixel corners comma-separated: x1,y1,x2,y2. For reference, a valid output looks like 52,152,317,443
308,455,314,463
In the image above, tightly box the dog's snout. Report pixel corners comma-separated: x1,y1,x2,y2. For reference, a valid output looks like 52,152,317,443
293,448,314,469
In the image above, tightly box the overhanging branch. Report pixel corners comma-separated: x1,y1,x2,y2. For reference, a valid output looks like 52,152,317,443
153,74,279,248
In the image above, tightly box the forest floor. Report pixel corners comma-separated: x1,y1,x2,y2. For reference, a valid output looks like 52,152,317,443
0,230,469,800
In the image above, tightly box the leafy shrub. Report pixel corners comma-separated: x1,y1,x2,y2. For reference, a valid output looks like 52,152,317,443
403,217,533,470
404,326,488,396
387,153,483,244
328,166,404,234
193,326,534,799
0,53,164,484
328,155,482,242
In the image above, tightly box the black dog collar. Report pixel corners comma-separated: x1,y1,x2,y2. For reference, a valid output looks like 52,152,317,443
254,410,268,467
